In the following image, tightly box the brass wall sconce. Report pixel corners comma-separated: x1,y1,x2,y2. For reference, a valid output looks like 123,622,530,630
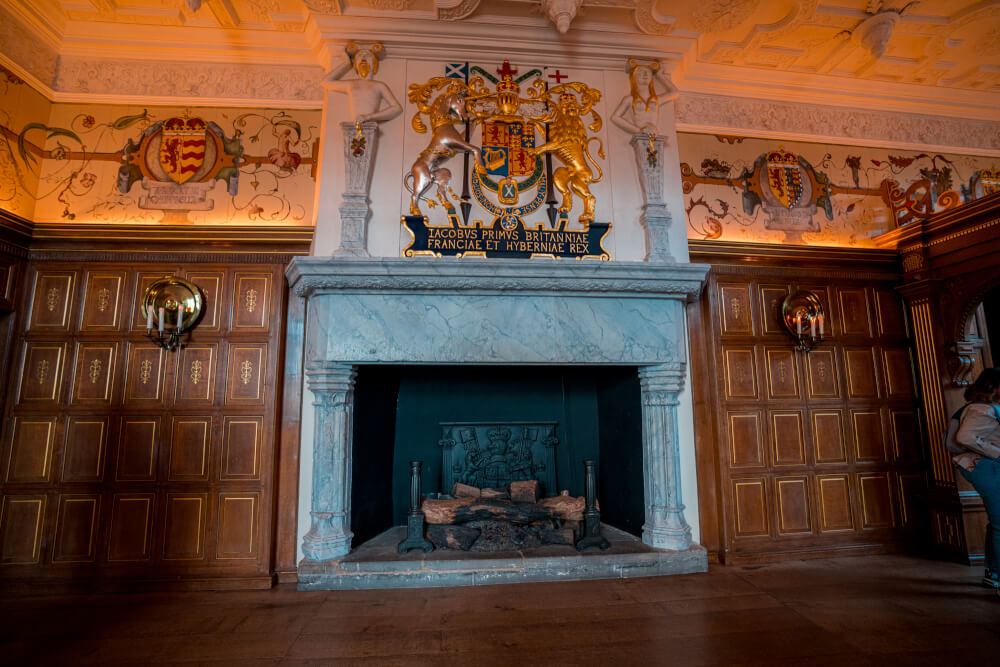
141,276,204,351
782,290,825,352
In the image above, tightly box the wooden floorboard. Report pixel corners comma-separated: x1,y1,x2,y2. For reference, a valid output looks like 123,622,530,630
1,554,998,665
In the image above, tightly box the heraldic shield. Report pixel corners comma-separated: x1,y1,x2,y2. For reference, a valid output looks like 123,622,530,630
159,117,208,185
766,149,804,209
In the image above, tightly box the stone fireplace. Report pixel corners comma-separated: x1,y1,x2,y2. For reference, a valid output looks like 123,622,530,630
288,256,708,588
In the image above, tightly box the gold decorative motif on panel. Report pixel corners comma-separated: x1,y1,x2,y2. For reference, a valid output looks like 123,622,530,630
731,297,741,320
817,360,828,380
46,287,59,312
97,288,112,313
190,360,203,385
36,360,49,384
240,360,254,385
778,360,788,384
140,359,153,385
245,289,258,314
88,359,102,384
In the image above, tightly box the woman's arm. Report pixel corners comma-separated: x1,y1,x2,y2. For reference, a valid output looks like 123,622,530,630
956,404,1000,459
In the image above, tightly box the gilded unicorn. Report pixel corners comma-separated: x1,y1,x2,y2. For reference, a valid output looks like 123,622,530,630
404,77,484,216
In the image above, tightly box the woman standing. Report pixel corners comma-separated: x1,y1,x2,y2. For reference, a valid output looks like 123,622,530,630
954,368,1000,595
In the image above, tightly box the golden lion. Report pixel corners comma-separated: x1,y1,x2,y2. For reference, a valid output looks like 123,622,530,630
527,83,605,226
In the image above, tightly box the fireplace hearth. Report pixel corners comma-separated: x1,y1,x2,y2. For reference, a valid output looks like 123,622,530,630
288,257,709,589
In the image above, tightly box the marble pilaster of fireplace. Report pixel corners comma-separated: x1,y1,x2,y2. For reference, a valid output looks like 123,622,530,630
301,363,357,561
639,363,692,550
288,257,709,562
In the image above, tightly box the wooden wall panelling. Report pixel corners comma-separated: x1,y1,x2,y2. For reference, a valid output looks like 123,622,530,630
25,269,76,332
690,244,924,564
274,290,304,581
5,416,57,483
0,495,45,563
80,271,126,332
0,255,298,590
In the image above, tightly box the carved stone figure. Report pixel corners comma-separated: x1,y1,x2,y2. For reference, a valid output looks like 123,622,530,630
526,82,605,226
323,41,402,256
610,58,678,138
322,41,402,125
405,77,484,216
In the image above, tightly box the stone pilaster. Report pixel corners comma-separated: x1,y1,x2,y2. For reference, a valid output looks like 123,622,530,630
630,133,672,264
301,361,357,561
335,120,379,257
638,362,692,550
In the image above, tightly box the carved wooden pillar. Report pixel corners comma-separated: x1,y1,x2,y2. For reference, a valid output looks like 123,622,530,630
302,361,357,561
638,361,692,550
899,279,976,560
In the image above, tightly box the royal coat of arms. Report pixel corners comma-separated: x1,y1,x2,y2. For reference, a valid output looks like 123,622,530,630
401,60,610,260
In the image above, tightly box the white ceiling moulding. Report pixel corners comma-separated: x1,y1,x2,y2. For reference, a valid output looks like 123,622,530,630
676,61,1000,123
675,93,1000,159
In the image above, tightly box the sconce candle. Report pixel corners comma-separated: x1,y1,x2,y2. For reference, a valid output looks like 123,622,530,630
781,291,825,352
140,276,204,351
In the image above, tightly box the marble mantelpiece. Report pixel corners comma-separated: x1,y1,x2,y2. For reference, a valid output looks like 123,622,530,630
288,256,709,587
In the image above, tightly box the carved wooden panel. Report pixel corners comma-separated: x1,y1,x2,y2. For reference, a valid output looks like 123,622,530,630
124,344,165,403
882,348,913,398
221,416,262,481
775,476,811,535
116,418,159,481
812,410,847,464
890,410,921,462
838,288,872,336
719,284,753,335
728,412,763,468
80,271,125,331
852,410,886,463
168,417,211,481
5,417,56,483
185,271,224,332
875,289,907,338
129,273,165,331
765,348,799,399
232,273,271,331
27,271,76,331
61,417,108,482
844,348,879,398
70,342,117,405
0,496,45,564
817,475,854,532
759,286,788,334
16,342,65,405
175,345,217,404
216,493,258,559
52,495,99,562
108,494,153,562
858,473,893,529
771,411,806,466
163,493,207,560
226,344,267,405
723,347,758,399
805,349,839,398
732,478,768,537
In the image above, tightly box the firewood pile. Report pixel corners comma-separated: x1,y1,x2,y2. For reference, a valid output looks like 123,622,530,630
420,480,589,552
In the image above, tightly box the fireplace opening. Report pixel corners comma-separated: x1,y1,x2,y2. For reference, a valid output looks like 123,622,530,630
350,365,644,549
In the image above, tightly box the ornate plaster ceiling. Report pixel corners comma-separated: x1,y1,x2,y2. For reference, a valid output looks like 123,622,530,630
1,0,999,118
